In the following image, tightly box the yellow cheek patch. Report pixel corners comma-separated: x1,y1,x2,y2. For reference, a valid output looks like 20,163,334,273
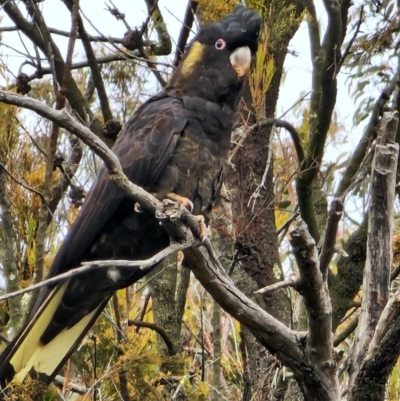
181,42,204,76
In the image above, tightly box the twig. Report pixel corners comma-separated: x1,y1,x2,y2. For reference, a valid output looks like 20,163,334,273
135,291,151,333
0,25,125,43
62,0,113,122
20,53,173,87
0,161,45,201
15,116,47,157
333,315,358,347
338,6,364,70
255,272,299,294
127,320,176,355
174,0,198,66
276,211,299,236
0,241,193,302
247,126,274,212
336,58,400,197
105,0,131,31
229,119,305,167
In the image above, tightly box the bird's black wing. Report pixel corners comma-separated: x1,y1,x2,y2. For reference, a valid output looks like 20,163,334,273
44,93,187,281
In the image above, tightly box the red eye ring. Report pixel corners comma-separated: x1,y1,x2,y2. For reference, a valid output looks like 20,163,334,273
215,39,226,50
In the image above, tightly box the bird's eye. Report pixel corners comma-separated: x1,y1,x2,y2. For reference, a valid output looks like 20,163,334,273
215,39,226,50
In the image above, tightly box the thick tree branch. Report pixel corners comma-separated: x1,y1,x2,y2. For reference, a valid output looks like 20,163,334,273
297,0,346,243
349,294,400,401
333,315,358,347
143,0,172,56
348,111,399,390
289,219,338,399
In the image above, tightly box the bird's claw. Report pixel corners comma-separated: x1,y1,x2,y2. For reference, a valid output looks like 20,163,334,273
155,200,209,243
166,193,194,212
155,199,184,221
134,202,144,213
194,215,210,243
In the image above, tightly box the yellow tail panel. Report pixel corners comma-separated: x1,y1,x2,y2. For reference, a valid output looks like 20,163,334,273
9,282,100,382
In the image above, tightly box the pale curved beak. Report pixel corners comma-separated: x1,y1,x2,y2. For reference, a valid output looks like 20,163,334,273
230,46,252,77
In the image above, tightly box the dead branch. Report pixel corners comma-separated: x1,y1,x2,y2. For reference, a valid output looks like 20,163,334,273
348,111,399,392
0,240,193,302
255,272,299,294
289,218,339,398
349,294,400,401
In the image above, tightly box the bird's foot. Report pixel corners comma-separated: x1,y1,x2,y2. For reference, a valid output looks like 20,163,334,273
155,199,209,243
166,193,194,212
134,202,144,213
193,215,210,243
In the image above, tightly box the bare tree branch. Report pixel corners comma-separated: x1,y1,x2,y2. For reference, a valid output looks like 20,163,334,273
255,272,299,294
333,315,358,347
0,240,193,302
289,218,339,400
0,25,124,43
348,111,399,391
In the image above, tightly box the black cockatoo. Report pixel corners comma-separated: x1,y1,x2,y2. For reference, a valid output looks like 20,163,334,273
0,5,261,389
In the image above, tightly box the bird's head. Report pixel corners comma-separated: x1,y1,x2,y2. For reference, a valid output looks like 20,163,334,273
167,6,261,108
